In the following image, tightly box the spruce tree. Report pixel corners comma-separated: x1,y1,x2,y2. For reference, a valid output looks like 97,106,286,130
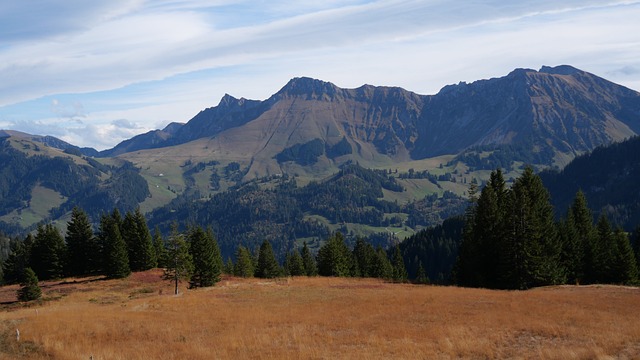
353,238,376,278
317,233,352,277
122,208,156,272
1,235,33,285
17,267,41,302
30,224,66,280
570,191,595,283
593,215,615,284
99,213,131,279
187,226,221,288
301,241,317,276
234,245,254,277
558,208,581,284
285,250,305,276
163,224,193,295
255,240,281,278
415,262,429,284
65,207,98,276
392,245,408,282
371,246,393,280
506,167,563,289
612,227,638,284
153,227,168,268
224,257,234,275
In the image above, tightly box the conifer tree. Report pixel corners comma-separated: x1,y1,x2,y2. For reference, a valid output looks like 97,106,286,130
301,241,317,276
99,213,130,279
592,215,615,284
284,250,305,276
65,207,98,276
224,257,234,275
612,227,638,284
317,233,352,277
558,208,581,284
569,190,595,283
30,224,66,280
1,235,33,284
392,244,408,282
353,237,376,278
371,246,393,280
234,245,254,277
17,267,41,302
121,208,156,272
187,226,221,288
505,167,564,289
415,261,429,284
153,227,168,268
163,224,193,295
255,240,281,278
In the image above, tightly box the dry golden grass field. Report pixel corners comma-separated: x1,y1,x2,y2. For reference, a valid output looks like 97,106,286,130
1,270,639,359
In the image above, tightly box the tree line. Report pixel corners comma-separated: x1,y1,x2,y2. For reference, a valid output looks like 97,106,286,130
454,168,639,289
1,205,413,301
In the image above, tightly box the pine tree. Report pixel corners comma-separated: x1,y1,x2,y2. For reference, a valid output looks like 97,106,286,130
17,268,41,302
301,241,317,276
558,208,581,284
284,250,305,276
392,245,408,282
353,237,376,278
121,208,156,272
415,261,429,284
317,233,352,277
505,167,563,289
30,224,66,280
370,246,392,280
592,215,615,284
234,245,254,278
612,227,638,284
153,227,168,268
1,235,33,285
187,226,221,288
570,190,595,283
65,207,98,276
99,213,131,279
224,257,234,275
163,224,193,295
255,240,281,278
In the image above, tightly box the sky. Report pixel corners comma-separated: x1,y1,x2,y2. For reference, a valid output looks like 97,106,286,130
1,0,639,150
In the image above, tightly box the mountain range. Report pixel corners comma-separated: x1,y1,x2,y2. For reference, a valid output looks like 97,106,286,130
1,65,639,250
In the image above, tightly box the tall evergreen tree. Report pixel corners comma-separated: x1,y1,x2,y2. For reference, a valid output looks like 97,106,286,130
506,167,563,289
301,241,317,276
187,225,221,288
30,224,66,280
592,215,616,284
255,240,281,278
370,246,393,280
65,207,98,276
99,213,131,279
224,257,234,275
163,224,193,295
234,245,254,278
353,237,376,278
391,244,408,282
153,226,168,268
1,234,33,284
612,227,638,284
317,232,352,277
570,190,595,284
558,208,581,284
284,250,305,276
121,208,156,272
17,267,41,302
415,261,429,284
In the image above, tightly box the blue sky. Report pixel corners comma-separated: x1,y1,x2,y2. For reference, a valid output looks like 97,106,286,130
1,0,639,150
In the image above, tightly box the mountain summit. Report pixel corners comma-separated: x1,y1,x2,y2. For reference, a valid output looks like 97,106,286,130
104,65,639,175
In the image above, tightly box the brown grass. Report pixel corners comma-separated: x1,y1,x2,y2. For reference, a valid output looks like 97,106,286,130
1,271,639,359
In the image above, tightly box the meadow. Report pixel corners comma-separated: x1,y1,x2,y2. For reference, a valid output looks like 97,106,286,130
1,270,639,359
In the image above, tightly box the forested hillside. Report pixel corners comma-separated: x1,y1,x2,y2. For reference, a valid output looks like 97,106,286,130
541,136,640,230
